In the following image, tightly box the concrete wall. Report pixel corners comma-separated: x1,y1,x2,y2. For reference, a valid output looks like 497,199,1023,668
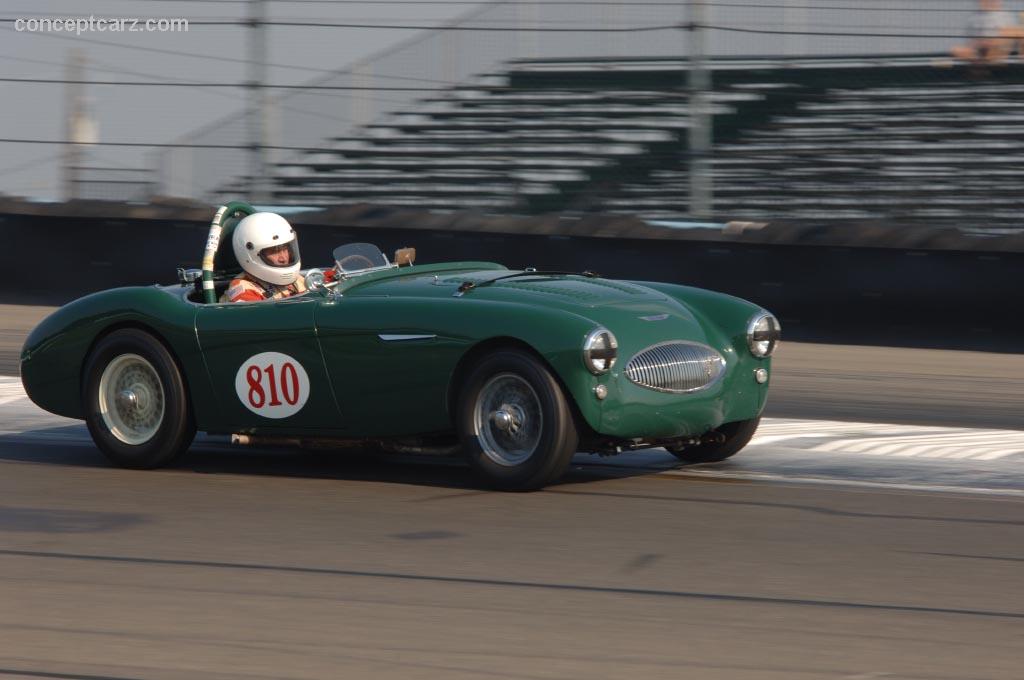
3,212,1018,352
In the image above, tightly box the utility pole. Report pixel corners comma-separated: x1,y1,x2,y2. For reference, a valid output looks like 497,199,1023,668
783,0,806,57
248,0,269,203
63,49,92,201
687,0,712,219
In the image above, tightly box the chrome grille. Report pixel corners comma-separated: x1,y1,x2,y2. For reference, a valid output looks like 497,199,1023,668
624,342,726,393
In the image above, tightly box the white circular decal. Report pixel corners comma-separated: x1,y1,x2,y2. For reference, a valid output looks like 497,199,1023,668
234,352,310,419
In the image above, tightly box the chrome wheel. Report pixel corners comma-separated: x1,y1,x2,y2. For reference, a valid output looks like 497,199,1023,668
473,372,543,467
97,353,165,445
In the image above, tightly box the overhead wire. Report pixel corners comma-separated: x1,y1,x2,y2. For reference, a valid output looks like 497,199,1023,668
698,24,972,39
0,23,453,118
0,71,406,124
0,16,984,38
2,17,679,32
0,151,66,179
63,0,1010,8
0,25,457,86
0,76,448,90
0,138,354,152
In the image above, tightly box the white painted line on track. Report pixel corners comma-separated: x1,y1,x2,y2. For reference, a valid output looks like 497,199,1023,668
0,376,25,406
658,468,1024,498
752,418,1024,461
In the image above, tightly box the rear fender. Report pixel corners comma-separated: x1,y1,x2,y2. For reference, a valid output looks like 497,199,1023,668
20,287,211,422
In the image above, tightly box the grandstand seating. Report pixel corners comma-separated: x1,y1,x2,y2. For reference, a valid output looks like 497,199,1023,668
272,56,1024,231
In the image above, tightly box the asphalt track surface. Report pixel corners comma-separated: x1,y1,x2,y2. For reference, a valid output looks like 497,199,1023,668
0,304,1022,679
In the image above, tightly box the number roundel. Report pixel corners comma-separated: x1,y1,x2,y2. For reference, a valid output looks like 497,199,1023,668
234,352,310,419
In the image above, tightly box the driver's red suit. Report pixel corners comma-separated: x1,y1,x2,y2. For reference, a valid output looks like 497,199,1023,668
221,273,307,303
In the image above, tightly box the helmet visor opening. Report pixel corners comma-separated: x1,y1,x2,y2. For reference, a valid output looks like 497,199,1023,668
258,241,300,268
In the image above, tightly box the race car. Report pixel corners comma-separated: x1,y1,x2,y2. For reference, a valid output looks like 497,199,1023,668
20,202,780,490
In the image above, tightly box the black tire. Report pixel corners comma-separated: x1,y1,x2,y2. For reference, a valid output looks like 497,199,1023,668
456,350,578,490
667,417,761,464
83,328,195,469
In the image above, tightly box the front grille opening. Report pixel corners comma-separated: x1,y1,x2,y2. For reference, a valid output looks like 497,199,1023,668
625,342,725,393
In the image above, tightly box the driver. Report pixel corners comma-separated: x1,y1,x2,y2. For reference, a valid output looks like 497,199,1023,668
221,212,308,303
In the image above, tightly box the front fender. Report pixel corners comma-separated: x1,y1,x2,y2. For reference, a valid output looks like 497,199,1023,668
315,295,604,435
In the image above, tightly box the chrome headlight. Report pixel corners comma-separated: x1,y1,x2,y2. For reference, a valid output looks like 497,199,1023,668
747,313,781,358
582,328,618,375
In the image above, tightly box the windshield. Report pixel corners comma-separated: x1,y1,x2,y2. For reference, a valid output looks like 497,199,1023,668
332,243,389,274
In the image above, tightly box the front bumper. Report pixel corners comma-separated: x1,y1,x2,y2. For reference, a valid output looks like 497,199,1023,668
589,347,770,439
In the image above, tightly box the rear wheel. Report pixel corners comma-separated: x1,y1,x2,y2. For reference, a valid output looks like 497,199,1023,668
667,417,760,464
83,329,195,469
457,350,578,490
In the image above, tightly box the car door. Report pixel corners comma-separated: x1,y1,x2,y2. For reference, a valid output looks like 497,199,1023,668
195,296,339,431
315,296,470,438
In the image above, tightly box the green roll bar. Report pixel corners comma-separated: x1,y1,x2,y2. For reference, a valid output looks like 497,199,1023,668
202,201,256,304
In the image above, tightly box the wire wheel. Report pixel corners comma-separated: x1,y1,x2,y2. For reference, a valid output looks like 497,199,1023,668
84,329,194,469
97,353,165,445
473,372,544,467
457,349,578,490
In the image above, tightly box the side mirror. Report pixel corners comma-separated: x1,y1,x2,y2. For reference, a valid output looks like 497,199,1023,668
177,268,201,287
394,247,416,266
304,268,326,291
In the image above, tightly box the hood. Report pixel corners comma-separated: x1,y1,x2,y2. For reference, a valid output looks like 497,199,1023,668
347,268,666,308
454,273,670,308
346,267,713,346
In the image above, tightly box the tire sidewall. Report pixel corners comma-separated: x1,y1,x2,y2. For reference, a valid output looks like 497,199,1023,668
671,417,761,464
83,329,194,469
457,350,577,490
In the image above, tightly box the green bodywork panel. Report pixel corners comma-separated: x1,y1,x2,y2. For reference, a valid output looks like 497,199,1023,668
195,296,340,433
21,261,772,441
20,287,211,422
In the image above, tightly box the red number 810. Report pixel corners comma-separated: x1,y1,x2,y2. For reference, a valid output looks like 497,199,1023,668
246,362,300,409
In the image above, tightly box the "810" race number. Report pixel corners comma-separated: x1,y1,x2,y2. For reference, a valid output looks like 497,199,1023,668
234,352,310,418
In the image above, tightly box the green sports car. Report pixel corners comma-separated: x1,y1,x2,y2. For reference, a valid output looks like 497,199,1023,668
20,202,780,490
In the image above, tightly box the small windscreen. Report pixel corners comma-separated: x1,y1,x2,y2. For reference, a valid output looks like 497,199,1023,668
333,243,388,273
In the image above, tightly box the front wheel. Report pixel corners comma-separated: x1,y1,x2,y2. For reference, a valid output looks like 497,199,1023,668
83,328,195,469
667,417,760,464
456,350,578,491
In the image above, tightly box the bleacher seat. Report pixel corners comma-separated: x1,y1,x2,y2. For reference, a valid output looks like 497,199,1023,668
265,55,1024,231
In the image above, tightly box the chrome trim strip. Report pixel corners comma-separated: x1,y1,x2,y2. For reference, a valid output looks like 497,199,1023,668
378,334,437,342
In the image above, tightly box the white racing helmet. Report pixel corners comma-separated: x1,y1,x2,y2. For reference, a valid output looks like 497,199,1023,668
232,212,301,286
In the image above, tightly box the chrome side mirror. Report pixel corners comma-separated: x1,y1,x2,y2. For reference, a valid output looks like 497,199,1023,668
305,268,326,291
